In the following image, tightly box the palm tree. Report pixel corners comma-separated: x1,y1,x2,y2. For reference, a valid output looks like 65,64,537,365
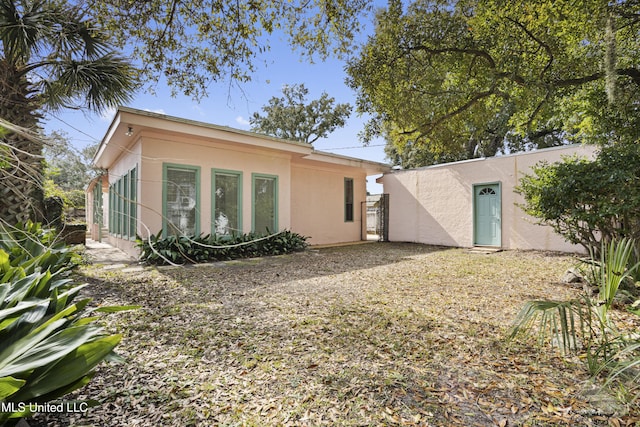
0,0,136,224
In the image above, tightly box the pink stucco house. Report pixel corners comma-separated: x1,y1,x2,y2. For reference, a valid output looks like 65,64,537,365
86,107,390,257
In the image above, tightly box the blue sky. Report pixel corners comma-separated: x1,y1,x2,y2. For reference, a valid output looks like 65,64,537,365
42,11,389,192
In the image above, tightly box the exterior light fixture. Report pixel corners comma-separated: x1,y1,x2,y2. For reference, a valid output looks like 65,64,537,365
125,126,133,137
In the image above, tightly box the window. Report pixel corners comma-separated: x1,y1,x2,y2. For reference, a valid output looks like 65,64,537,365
252,174,278,233
163,164,200,236
479,187,496,195
129,167,137,237
344,177,354,222
121,172,129,236
115,178,122,235
108,166,137,239
92,179,103,225
212,170,242,236
108,184,114,233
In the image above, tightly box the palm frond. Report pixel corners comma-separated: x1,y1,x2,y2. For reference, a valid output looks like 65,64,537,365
39,54,137,112
0,0,51,62
589,238,639,324
603,340,640,390
48,2,111,59
0,0,137,113
509,298,590,354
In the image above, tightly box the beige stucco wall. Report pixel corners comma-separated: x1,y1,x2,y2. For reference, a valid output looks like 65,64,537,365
382,144,598,253
86,176,109,241
291,163,367,245
137,131,293,239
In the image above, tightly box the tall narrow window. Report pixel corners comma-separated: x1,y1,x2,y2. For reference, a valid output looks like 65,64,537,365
115,178,122,235
122,172,129,238
344,178,354,222
213,170,242,236
107,167,137,239
108,184,114,233
129,167,137,238
163,164,200,236
253,174,278,234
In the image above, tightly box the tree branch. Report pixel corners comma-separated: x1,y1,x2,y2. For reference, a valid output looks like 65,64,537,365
404,44,529,86
536,68,640,88
506,17,554,79
403,45,497,69
415,88,507,137
554,72,604,87
617,67,640,85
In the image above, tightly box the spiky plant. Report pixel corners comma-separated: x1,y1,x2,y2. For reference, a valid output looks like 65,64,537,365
510,238,640,373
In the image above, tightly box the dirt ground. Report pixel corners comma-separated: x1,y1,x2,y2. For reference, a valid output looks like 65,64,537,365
33,242,639,426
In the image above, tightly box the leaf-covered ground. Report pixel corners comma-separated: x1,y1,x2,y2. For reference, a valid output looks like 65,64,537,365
34,243,640,426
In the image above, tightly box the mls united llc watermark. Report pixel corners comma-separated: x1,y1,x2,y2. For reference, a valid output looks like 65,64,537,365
1,401,89,414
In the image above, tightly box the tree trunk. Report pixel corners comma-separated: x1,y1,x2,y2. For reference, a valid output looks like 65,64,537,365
0,59,44,224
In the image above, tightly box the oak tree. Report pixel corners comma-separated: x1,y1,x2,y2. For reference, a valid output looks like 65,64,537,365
89,0,374,99
347,0,640,167
250,84,352,144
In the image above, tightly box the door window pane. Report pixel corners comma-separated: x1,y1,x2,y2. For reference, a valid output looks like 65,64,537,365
253,175,277,233
213,171,241,235
165,166,199,236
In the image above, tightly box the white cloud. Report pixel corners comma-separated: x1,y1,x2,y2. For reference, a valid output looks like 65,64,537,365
144,108,166,115
235,116,250,127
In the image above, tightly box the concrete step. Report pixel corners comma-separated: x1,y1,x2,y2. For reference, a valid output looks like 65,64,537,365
468,246,503,254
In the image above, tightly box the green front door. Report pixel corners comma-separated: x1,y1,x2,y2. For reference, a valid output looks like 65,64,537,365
474,183,501,246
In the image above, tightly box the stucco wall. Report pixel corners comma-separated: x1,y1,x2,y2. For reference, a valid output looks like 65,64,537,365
291,164,367,245
382,145,598,253
137,131,292,239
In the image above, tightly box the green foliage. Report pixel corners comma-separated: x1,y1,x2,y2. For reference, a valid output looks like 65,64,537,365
510,297,590,355
0,221,79,275
91,0,372,99
510,238,640,398
592,238,639,323
347,0,640,167
603,297,640,398
43,132,100,210
0,0,137,113
517,143,640,254
0,0,137,225
250,83,352,144
0,222,136,425
137,230,308,265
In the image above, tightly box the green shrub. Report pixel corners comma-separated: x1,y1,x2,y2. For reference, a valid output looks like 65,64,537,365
136,230,308,265
509,238,640,405
0,221,79,275
0,223,136,425
516,142,640,256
